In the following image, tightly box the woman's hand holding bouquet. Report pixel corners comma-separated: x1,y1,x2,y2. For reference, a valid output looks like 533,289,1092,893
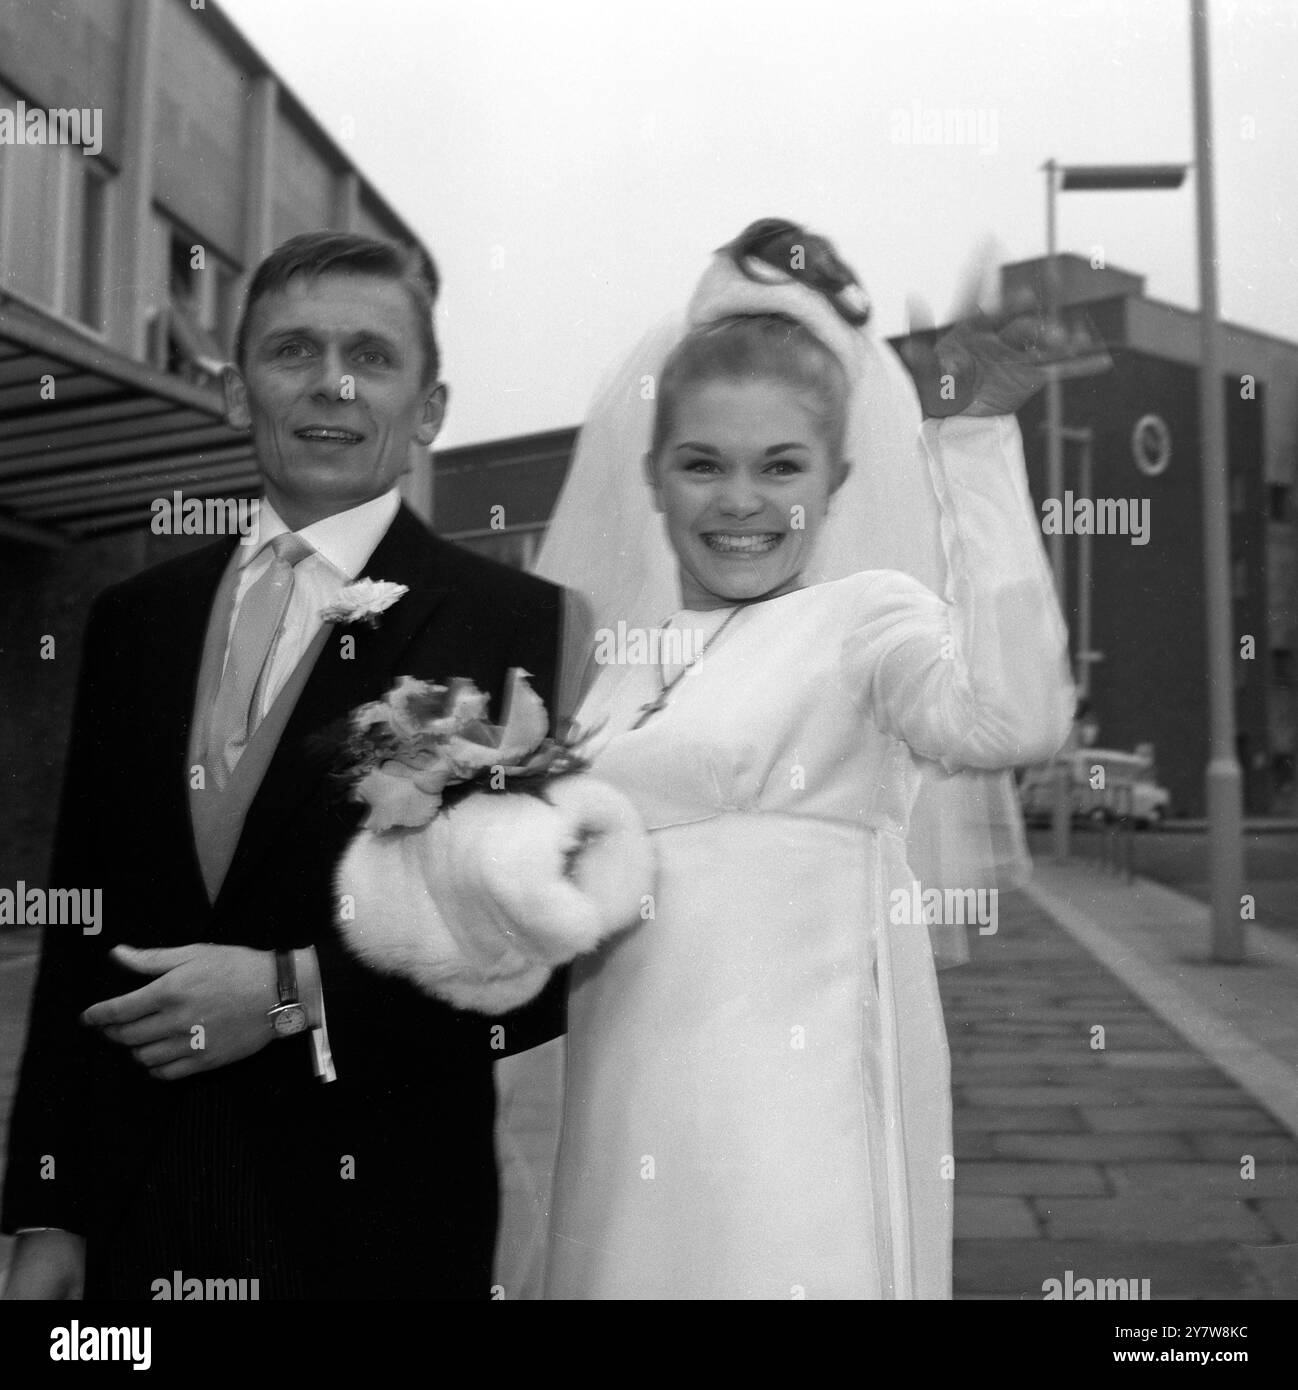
334,669,652,1013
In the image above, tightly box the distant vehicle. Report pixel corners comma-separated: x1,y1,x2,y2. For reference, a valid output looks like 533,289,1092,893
1019,748,1172,828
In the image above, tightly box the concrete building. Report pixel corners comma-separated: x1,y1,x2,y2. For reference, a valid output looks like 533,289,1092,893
433,254,1298,817
1002,254,1296,818
0,0,434,878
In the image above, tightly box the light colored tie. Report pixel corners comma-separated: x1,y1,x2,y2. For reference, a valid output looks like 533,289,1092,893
207,532,314,781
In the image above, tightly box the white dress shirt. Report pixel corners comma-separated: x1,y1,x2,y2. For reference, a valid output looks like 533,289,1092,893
225,488,402,720
222,487,402,1084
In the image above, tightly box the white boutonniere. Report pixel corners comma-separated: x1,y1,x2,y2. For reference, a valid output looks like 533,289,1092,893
321,579,408,628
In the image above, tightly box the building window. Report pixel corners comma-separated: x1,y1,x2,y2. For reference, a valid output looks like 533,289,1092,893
0,144,62,310
66,158,109,330
0,92,112,333
146,215,237,383
0,144,61,307
1269,484,1292,523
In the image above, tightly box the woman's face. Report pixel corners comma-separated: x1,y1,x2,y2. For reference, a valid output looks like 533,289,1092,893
646,377,848,611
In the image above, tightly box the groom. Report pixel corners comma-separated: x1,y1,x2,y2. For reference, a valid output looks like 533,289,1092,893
2,231,565,1299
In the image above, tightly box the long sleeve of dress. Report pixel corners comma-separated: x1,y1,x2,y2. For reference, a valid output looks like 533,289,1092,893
842,413,1075,771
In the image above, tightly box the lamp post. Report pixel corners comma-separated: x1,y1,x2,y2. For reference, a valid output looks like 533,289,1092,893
1190,0,1245,963
1042,159,1070,861
1041,157,1188,864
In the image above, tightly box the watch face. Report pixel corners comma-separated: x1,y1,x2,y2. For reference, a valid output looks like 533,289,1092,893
272,1003,309,1037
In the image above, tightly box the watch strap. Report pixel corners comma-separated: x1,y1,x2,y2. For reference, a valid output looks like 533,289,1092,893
274,949,299,1006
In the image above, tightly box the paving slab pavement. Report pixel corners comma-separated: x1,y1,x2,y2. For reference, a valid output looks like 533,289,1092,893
1,860,1295,1299
943,875,1298,1300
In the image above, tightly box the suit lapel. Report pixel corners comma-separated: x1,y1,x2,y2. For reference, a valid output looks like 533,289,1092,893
214,507,451,913
157,538,240,742
145,540,240,888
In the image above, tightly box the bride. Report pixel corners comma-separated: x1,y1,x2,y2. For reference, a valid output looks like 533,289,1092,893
338,215,1075,1299
504,217,1076,1300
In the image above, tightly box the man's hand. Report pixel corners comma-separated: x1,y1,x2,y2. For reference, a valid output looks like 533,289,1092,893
2,1230,85,1300
81,944,278,1081
898,257,1106,420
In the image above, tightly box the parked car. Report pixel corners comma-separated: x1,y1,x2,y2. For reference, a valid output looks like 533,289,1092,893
1019,748,1172,828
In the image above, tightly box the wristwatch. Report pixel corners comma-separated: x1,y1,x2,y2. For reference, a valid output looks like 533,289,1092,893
268,949,309,1038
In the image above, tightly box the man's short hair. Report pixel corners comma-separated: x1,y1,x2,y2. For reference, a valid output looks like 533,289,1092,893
233,231,441,383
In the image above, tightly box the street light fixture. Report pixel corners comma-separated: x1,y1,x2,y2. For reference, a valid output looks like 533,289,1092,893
1059,164,1189,192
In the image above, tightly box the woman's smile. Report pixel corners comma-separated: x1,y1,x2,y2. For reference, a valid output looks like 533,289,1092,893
701,530,784,555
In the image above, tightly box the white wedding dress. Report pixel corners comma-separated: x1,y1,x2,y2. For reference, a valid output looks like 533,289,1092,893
498,416,1073,1300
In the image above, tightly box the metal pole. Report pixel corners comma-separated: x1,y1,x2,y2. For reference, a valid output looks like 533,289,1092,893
1044,161,1066,598
1078,432,1093,699
1191,0,1245,962
1044,158,1071,862
1123,785,1134,884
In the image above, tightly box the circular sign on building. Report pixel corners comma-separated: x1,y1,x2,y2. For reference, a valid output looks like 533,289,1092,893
1132,414,1172,476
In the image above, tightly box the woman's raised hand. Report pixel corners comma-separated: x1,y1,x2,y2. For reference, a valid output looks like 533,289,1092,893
898,255,1106,420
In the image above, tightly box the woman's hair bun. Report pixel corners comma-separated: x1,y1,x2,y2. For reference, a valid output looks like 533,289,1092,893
720,217,870,328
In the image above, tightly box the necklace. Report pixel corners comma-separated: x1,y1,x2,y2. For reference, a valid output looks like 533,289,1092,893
630,606,744,730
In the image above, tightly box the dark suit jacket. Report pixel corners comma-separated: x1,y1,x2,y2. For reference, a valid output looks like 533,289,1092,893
1,505,565,1299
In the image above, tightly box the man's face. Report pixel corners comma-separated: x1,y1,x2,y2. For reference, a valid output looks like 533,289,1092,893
224,271,445,528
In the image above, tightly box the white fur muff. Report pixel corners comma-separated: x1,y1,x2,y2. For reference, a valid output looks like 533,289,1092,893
336,774,653,1013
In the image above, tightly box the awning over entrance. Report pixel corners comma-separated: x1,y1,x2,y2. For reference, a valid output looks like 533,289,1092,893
0,299,258,546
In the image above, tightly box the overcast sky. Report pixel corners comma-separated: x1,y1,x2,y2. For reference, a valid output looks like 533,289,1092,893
220,0,1297,449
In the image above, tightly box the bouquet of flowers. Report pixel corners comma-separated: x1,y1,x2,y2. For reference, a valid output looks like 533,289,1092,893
334,668,653,1014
